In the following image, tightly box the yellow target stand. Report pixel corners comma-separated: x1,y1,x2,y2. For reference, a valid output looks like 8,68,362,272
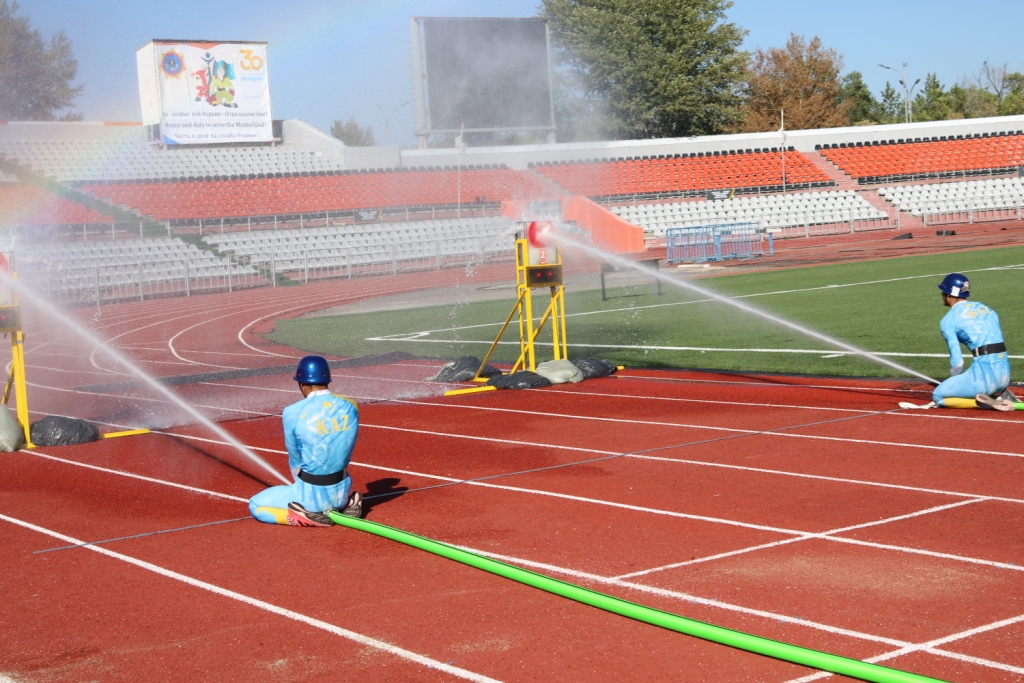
0,262,32,447
444,223,568,397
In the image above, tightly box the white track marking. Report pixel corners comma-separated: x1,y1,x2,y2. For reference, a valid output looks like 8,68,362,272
785,611,1024,681
615,499,986,579
21,451,249,502
615,373,936,394
0,513,501,683
356,401,1024,461
18,448,1024,676
371,261,1024,339
27,381,278,417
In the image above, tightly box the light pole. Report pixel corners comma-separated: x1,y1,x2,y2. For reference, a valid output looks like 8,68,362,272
879,63,921,123
779,109,787,195
376,99,413,146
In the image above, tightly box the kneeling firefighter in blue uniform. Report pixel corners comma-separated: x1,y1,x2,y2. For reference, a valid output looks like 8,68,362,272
249,355,363,526
926,273,1014,411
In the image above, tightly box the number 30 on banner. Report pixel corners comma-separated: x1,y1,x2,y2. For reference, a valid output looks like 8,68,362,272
239,49,264,71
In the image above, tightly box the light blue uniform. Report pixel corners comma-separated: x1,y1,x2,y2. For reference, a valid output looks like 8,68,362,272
932,300,1011,406
249,389,359,524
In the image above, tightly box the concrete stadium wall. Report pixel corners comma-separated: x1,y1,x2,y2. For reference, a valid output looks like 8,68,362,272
396,114,1024,170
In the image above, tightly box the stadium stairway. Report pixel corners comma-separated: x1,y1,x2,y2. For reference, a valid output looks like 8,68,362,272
807,151,923,231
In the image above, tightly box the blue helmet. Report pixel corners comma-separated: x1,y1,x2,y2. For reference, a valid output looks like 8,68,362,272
294,355,331,384
938,273,970,299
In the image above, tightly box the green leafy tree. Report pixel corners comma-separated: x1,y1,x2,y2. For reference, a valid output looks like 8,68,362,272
839,71,876,125
0,1,81,120
911,73,951,122
740,34,850,132
330,117,376,146
541,0,747,140
999,73,1024,116
873,82,904,124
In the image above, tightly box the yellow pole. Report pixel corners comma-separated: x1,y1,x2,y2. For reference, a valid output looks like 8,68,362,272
11,330,31,447
473,289,527,381
511,300,556,373
557,285,568,359
549,286,562,361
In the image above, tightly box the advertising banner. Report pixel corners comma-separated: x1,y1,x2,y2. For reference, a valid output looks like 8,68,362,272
137,41,273,145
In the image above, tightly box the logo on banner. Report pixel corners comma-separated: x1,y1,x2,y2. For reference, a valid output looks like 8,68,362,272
161,51,185,78
192,52,238,108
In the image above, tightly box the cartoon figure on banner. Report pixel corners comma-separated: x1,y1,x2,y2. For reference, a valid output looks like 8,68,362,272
192,53,237,107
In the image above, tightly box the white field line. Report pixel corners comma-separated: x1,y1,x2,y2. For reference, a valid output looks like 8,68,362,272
17,447,1024,677
614,498,987,579
614,373,935,394
356,399,1024,461
363,335,1024,360
365,262,1024,340
785,611,1024,681
133,428,1024,574
0,513,501,683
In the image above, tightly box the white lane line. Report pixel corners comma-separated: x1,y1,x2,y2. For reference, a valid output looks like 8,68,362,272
26,380,278,418
18,448,1024,676
356,402,1024,461
22,451,249,502
0,513,501,683
543,388,873,413
155,430,1024,575
363,334,1023,360
785,610,1024,681
614,499,986,579
615,373,934,394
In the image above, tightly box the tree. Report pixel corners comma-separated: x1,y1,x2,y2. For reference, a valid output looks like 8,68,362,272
0,1,82,120
999,73,1024,116
541,0,747,140
739,34,850,132
839,71,876,125
330,117,376,146
912,73,952,122
873,82,904,124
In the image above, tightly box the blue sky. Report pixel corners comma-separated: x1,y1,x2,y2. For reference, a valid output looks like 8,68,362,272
21,0,1024,145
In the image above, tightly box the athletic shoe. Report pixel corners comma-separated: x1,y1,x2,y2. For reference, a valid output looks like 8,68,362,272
286,502,335,527
898,401,936,410
340,491,363,518
975,393,1016,412
1000,388,1019,402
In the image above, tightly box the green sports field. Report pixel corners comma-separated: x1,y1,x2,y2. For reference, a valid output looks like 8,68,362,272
266,245,1024,382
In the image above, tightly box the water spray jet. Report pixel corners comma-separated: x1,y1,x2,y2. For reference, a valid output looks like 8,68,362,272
0,270,290,485
553,229,940,386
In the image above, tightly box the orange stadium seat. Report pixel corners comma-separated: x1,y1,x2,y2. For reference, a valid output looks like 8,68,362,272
818,131,1024,184
0,183,114,226
82,167,558,222
530,148,832,198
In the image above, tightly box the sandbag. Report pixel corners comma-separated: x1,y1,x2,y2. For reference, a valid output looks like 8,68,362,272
486,371,552,390
429,356,502,383
0,406,24,452
30,416,100,447
572,359,619,379
535,359,584,385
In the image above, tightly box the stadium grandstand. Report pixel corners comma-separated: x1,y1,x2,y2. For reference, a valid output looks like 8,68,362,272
818,130,1024,184
530,148,833,199
3,113,1024,302
611,190,890,238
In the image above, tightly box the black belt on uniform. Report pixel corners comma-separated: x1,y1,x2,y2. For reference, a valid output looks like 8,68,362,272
298,467,348,486
972,342,1006,357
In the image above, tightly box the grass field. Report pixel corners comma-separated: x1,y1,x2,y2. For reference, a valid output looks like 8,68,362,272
267,245,1024,382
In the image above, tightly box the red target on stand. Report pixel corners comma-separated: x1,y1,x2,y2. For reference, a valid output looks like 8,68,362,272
526,221,556,265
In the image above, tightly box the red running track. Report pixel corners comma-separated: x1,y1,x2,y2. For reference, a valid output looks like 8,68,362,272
4,275,1024,682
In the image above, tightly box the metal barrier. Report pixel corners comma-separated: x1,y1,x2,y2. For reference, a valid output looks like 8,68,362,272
919,194,1024,226
619,205,895,239
21,255,268,307
243,236,515,284
665,223,772,263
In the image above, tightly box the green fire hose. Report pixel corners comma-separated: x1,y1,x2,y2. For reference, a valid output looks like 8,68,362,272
327,512,944,683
